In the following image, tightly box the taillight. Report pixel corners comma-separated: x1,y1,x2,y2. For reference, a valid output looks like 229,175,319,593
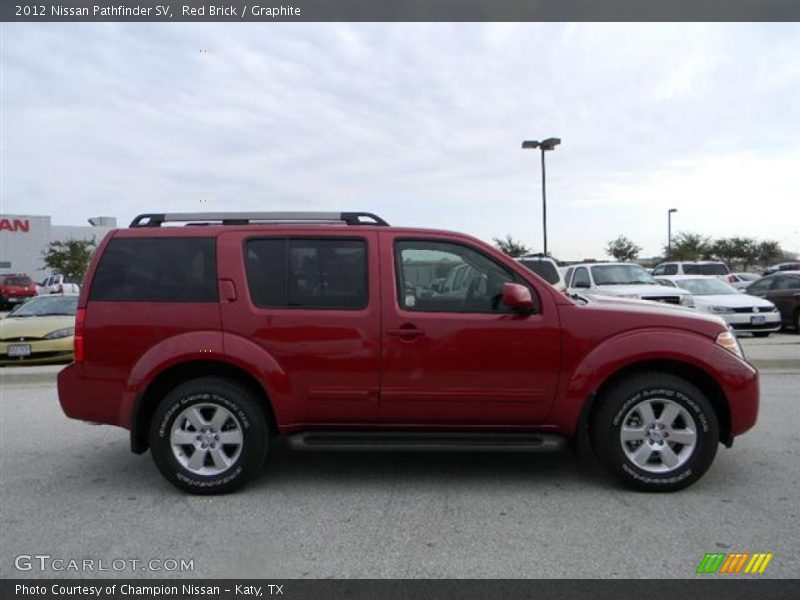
727,274,736,283
58,284,64,293
74,308,86,362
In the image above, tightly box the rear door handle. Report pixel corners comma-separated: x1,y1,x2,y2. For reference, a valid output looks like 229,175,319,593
386,328,424,339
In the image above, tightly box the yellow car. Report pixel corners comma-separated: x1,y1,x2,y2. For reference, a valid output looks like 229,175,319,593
0,294,78,365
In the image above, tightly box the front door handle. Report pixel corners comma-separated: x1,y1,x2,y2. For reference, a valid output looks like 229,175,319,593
386,328,424,339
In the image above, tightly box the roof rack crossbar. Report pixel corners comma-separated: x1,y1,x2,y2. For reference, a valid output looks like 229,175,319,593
129,212,389,228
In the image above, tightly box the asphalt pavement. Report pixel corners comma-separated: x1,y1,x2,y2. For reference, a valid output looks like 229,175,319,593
1,368,798,579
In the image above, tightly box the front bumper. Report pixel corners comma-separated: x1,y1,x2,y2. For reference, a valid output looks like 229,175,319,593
722,312,782,333
0,337,74,365
712,345,759,440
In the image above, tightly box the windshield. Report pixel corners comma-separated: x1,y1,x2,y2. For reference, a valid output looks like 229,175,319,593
683,263,729,275
8,295,78,317
591,264,655,285
675,278,737,295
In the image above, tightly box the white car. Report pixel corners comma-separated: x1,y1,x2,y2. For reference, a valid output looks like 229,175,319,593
729,272,760,290
651,261,736,284
36,274,81,295
655,275,781,337
564,262,694,307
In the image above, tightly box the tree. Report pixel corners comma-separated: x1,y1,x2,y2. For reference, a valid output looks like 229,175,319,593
757,240,782,267
605,235,642,262
663,232,711,261
42,238,96,280
492,235,532,258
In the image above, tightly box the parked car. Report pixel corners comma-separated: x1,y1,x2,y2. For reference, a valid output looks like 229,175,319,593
0,274,36,309
58,211,759,494
517,254,565,292
729,272,760,290
651,261,735,283
565,262,694,306
655,276,781,337
37,274,81,295
0,294,78,364
763,262,800,276
744,271,800,332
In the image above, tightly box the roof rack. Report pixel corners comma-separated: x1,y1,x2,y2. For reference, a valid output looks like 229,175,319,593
129,212,389,228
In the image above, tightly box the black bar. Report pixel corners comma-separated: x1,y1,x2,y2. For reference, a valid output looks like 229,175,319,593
3,0,800,23
2,579,799,600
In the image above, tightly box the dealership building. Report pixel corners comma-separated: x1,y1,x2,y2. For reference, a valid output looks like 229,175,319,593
0,214,117,280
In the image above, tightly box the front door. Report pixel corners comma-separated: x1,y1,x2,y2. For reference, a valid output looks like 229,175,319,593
378,233,561,425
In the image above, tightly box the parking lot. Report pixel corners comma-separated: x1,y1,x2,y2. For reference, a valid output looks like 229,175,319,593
1,333,797,579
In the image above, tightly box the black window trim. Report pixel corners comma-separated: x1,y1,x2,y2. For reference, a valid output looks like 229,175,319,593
393,237,540,315
243,235,370,311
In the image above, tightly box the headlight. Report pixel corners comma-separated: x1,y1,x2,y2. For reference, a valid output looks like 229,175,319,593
43,327,74,340
708,305,735,314
716,330,745,360
680,295,695,308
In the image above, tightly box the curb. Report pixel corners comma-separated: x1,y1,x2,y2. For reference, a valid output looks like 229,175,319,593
0,366,64,387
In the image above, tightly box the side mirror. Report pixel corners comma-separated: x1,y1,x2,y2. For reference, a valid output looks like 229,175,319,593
502,283,535,311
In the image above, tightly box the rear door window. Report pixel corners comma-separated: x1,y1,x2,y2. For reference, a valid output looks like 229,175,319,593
245,238,368,310
89,237,218,302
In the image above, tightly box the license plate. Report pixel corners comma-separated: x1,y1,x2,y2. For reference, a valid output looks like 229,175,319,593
7,344,31,357
8,297,21,303
751,315,766,325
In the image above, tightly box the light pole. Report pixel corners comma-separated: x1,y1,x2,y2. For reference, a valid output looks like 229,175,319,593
522,137,561,256
667,208,678,256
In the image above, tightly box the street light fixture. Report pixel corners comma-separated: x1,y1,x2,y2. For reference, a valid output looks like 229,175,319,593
522,137,561,256
667,208,678,256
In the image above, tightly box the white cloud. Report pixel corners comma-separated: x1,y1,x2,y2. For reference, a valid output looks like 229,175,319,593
2,22,799,260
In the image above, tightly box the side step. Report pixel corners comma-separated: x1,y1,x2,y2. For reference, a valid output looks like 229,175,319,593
286,431,566,453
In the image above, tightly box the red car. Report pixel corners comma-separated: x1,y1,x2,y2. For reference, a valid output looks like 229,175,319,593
58,212,759,494
0,273,36,309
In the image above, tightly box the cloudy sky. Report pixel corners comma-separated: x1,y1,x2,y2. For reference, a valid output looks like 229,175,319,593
3,22,799,260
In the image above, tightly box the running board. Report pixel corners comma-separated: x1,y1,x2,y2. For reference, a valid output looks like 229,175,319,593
286,431,566,453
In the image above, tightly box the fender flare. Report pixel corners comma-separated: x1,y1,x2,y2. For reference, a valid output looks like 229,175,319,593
550,328,722,435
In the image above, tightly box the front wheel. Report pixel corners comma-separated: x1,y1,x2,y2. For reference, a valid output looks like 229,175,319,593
592,373,719,492
149,377,269,494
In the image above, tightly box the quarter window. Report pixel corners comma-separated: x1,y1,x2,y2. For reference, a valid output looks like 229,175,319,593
245,238,368,310
89,237,217,302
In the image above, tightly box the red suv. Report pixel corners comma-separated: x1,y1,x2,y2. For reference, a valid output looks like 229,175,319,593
58,212,759,494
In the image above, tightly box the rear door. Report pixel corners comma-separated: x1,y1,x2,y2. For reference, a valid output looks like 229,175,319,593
218,229,381,426
378,232,561,425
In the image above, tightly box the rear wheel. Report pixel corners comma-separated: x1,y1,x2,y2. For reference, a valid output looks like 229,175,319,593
794,309,800,333
592,372,719,492
149,377,269,494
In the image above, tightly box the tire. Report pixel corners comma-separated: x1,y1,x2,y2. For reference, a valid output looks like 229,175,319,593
752,332,770,338
592,372,719,492
149,377,269,494
794,309,800,333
